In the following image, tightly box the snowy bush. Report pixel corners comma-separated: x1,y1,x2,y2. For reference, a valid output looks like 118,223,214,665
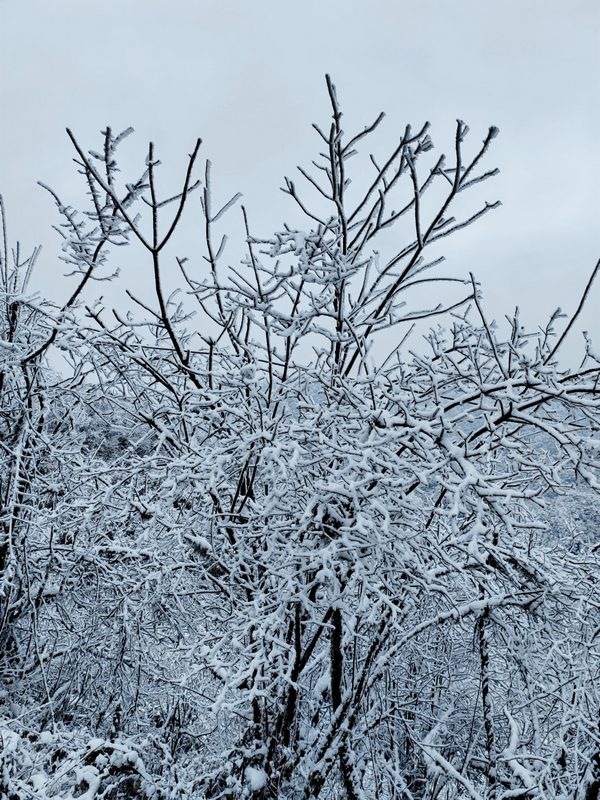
1,78,599,799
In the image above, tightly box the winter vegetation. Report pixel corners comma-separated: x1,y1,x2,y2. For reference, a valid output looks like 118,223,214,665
1,77,599,799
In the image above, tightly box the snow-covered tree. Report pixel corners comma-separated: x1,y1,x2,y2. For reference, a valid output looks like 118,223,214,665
1,78,599,800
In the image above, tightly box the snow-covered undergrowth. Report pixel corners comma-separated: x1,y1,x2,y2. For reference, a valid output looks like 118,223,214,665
0,718,172,799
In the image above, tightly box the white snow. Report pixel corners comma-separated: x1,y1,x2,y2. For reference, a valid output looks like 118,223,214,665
245,766,268,791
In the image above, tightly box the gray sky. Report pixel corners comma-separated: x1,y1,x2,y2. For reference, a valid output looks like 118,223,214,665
1,0,598,361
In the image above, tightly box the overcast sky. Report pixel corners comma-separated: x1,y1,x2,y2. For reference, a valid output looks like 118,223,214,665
1,0,598,361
